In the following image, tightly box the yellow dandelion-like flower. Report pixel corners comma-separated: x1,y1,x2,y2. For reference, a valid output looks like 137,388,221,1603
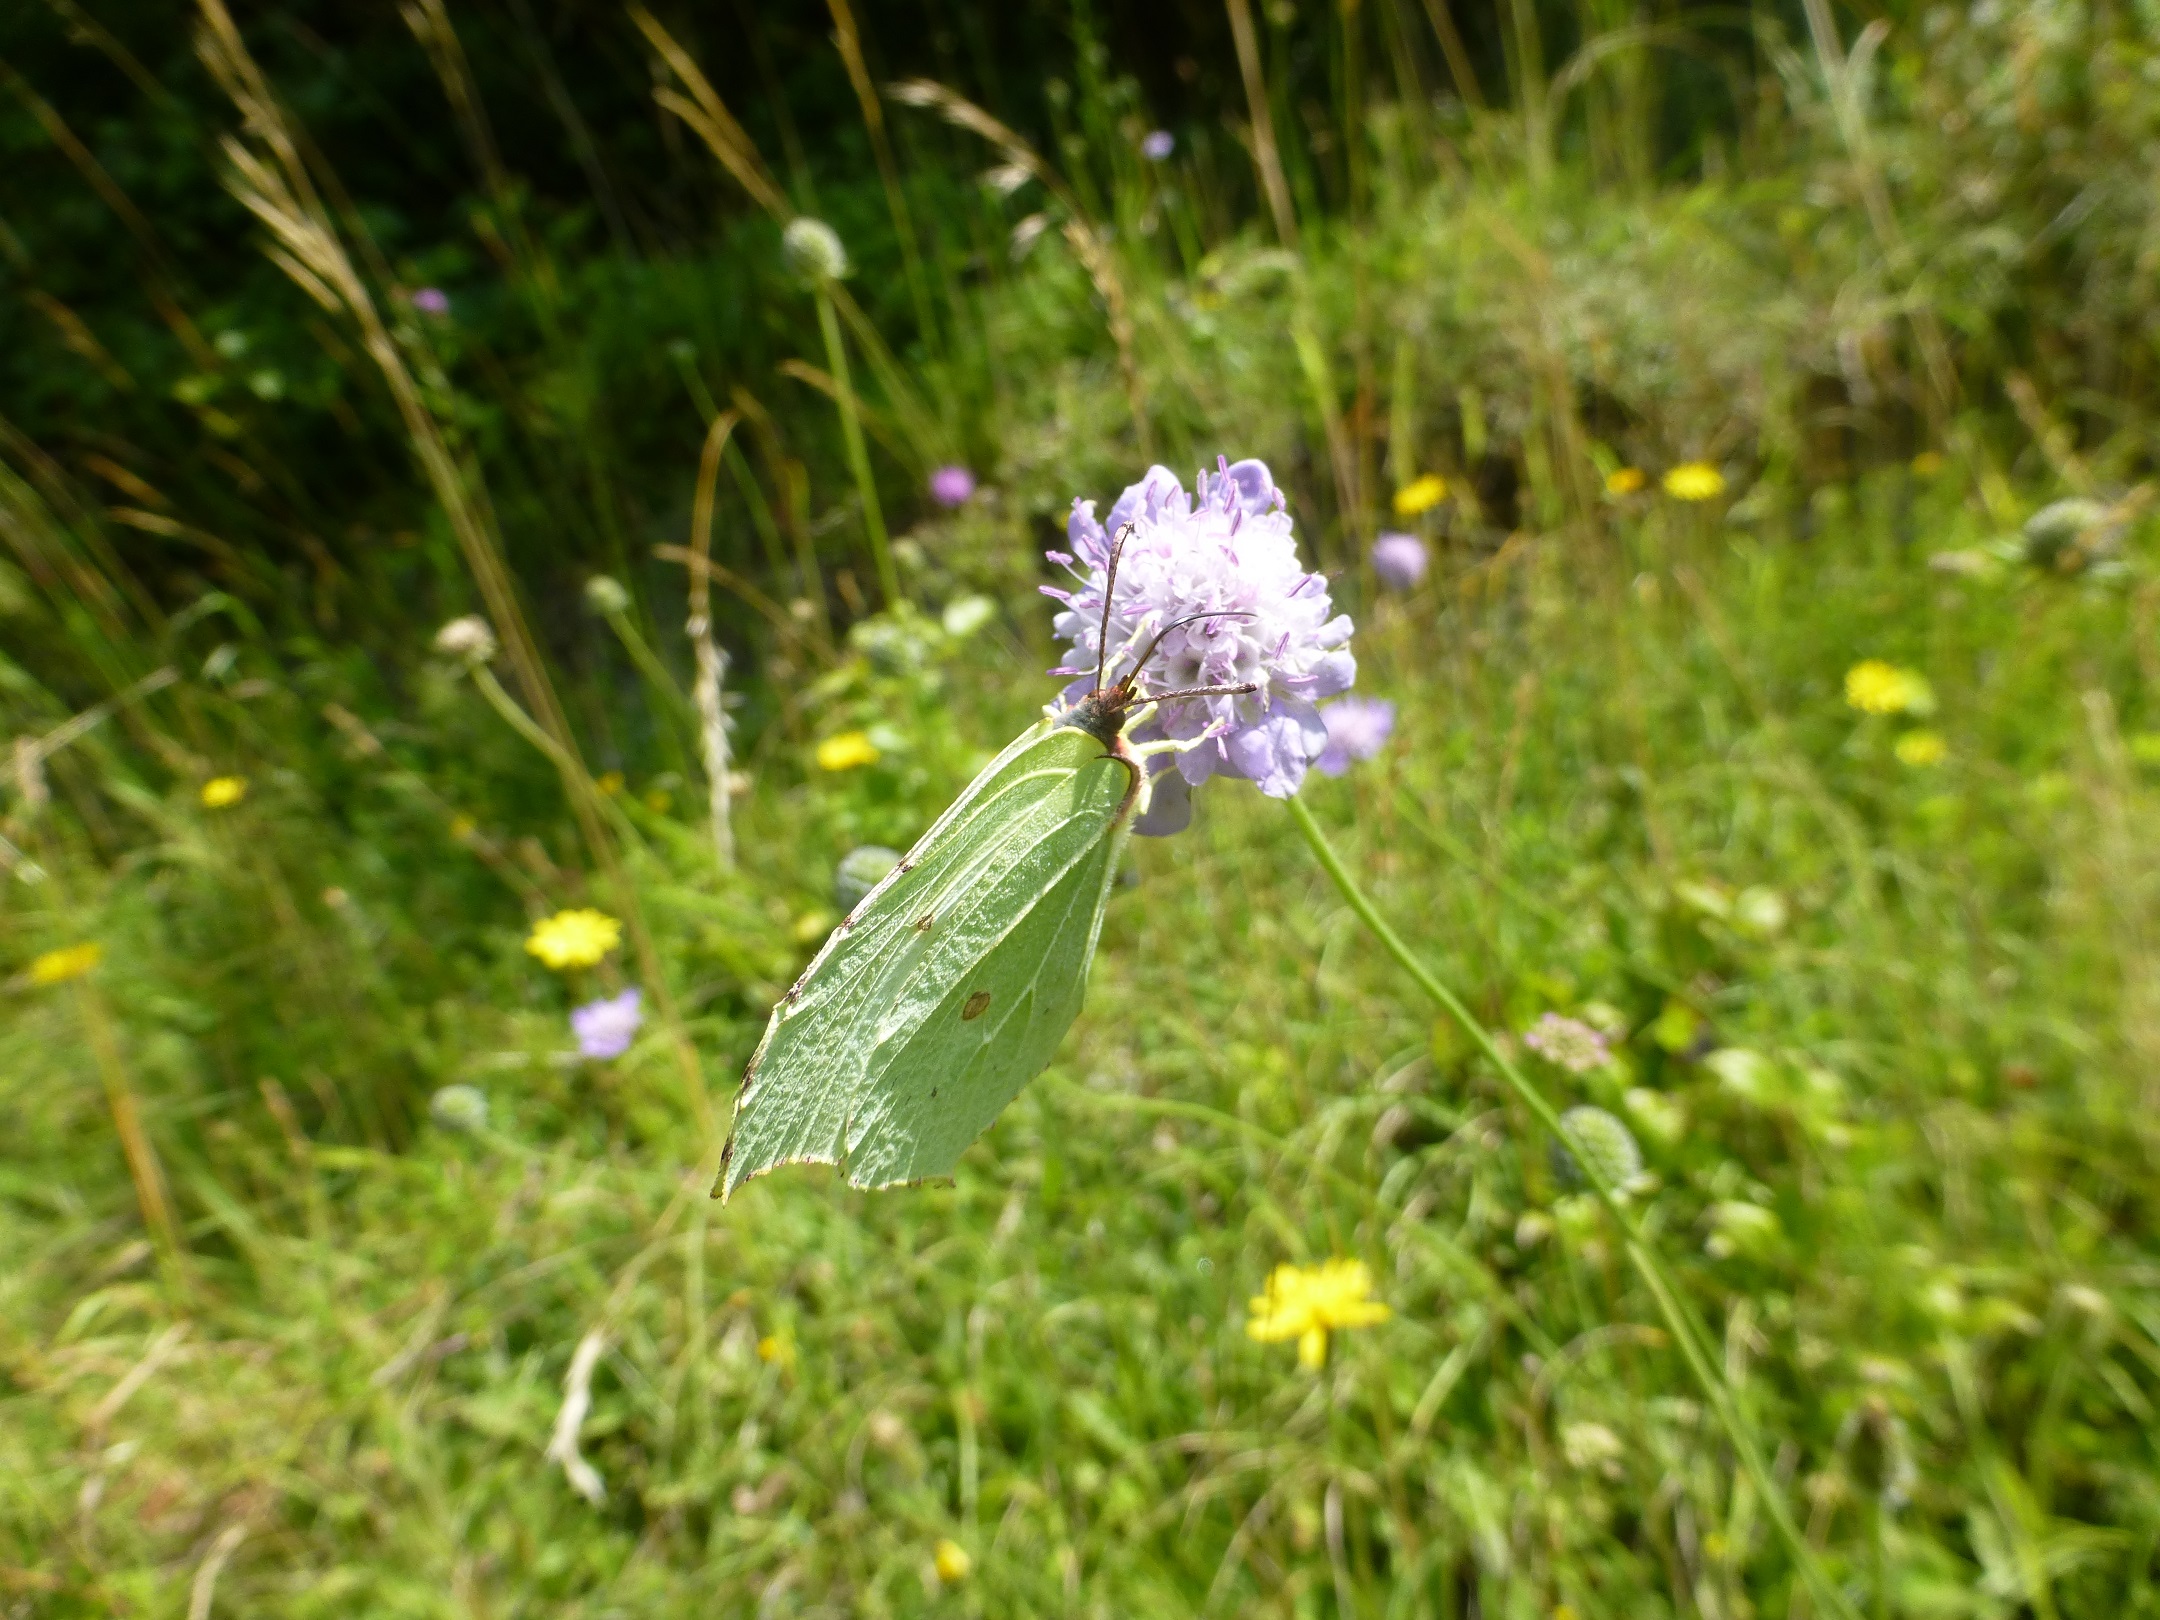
643,788,673,813
1661,463,1727,501
29,942,102,986
525,908,621,970
1392,474,1448,518
934,1540,973,1583
1910,451,1945,477
1245,1258,1391,1369
1844,660,1934,716
1605,466,1647,496
448,813,477,842
595,771,625,797
1895,729,1947,767
756,1333,796,1372
200,775,248,808
816,730,880,772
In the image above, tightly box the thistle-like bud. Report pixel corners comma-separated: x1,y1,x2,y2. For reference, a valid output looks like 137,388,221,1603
584,575,631,616
783,217,850,283
1550,1105,1643,1193
834,845,901,912
429,1083,489,1133
433,615,497,665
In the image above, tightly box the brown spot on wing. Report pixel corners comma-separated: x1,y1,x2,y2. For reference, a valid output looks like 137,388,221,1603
962,990,992,1021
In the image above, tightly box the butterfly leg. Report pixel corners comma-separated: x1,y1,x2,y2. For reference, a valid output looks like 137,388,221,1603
1129,714,1234,759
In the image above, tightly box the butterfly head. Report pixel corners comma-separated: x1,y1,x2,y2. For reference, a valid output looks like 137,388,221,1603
1062,522,1260,747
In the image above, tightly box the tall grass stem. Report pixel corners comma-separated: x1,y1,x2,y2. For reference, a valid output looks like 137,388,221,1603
1285,792,1860,1620
812,286,899,607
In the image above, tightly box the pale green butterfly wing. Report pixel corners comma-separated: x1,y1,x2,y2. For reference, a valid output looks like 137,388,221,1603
720,719,1138,1198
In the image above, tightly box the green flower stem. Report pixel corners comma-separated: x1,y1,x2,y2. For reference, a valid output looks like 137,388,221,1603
1285,792,1857,1620
813,284,899,607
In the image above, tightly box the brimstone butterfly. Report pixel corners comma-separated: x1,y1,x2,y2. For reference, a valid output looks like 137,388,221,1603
718,530,1255,1198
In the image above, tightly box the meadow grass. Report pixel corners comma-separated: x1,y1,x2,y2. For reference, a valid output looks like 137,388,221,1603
6,1,2160,1614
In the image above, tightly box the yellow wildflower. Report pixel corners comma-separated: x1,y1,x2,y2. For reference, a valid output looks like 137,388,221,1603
595,771,625,796
1895,729,1947,767
933,1539,973,1583
30,942,102,986
792,910,835,945
448,813,477,842
816,730,880,772
1604,467,1647,496
1844,660,1934,716
643,788,673,813
1246,1258,1391,1369
525,908,621,970
1392,474,1448,517
756,1333,796,1372
1910,451,1945,477
1661,462,1726,501
200,775,248,808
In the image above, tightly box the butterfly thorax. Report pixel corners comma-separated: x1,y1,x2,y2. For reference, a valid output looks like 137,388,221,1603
1057,686,1141,750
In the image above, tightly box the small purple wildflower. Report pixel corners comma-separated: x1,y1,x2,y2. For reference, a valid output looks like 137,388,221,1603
1523,1012,1613,1075
929,465,976,507
410,287,450,317
1140,130,1175,161
1046,458,1355,835
1314,697,1395,776
571,989,643,1060
1370,531,1428,590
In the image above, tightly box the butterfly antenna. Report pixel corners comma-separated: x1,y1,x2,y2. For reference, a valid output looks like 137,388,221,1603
1095,523,1135,692
1139,680,1260,703
1121,609,1257,695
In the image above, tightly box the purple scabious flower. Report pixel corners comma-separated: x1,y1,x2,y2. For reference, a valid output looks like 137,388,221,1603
1523,1012,1613,1075
1044,458,1355,835
1370,531,1428,590
571,988,643,1060
1140,130,1175,161
929,465,976,507
410,287,450,317
1314,697,1395,776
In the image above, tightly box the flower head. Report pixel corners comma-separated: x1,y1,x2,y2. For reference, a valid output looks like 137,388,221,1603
933,1540,973,1583
429,1084,488,1133
1140,129,1175,161
1605,466,1647,496
1314,697,1395,776
1895,729,1947,767
1046,459,1354,834
1911,451,1945,477
1523,1011,1613,1075
526,908,621,970
816,730,880,772
1393,474,1447,517
1246,1258,1390,1369
29,942,102,986
782,217,849,282
1662,462,1726,501
1845,660,1933,716
410,287,450,317
434,615,497,664
571,988,643,1059
201,776,247,809
928,465,976,508
1370,531,1428,590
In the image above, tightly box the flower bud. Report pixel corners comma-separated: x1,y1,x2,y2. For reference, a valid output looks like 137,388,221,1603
1550,1105,1643,1193
429,1084,489,1133
584,575,631,616
834,845,901,911
783,217,850,282
434,615,497,664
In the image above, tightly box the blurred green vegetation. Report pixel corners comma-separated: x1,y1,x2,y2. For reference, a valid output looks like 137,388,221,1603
6,0,2160,1612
